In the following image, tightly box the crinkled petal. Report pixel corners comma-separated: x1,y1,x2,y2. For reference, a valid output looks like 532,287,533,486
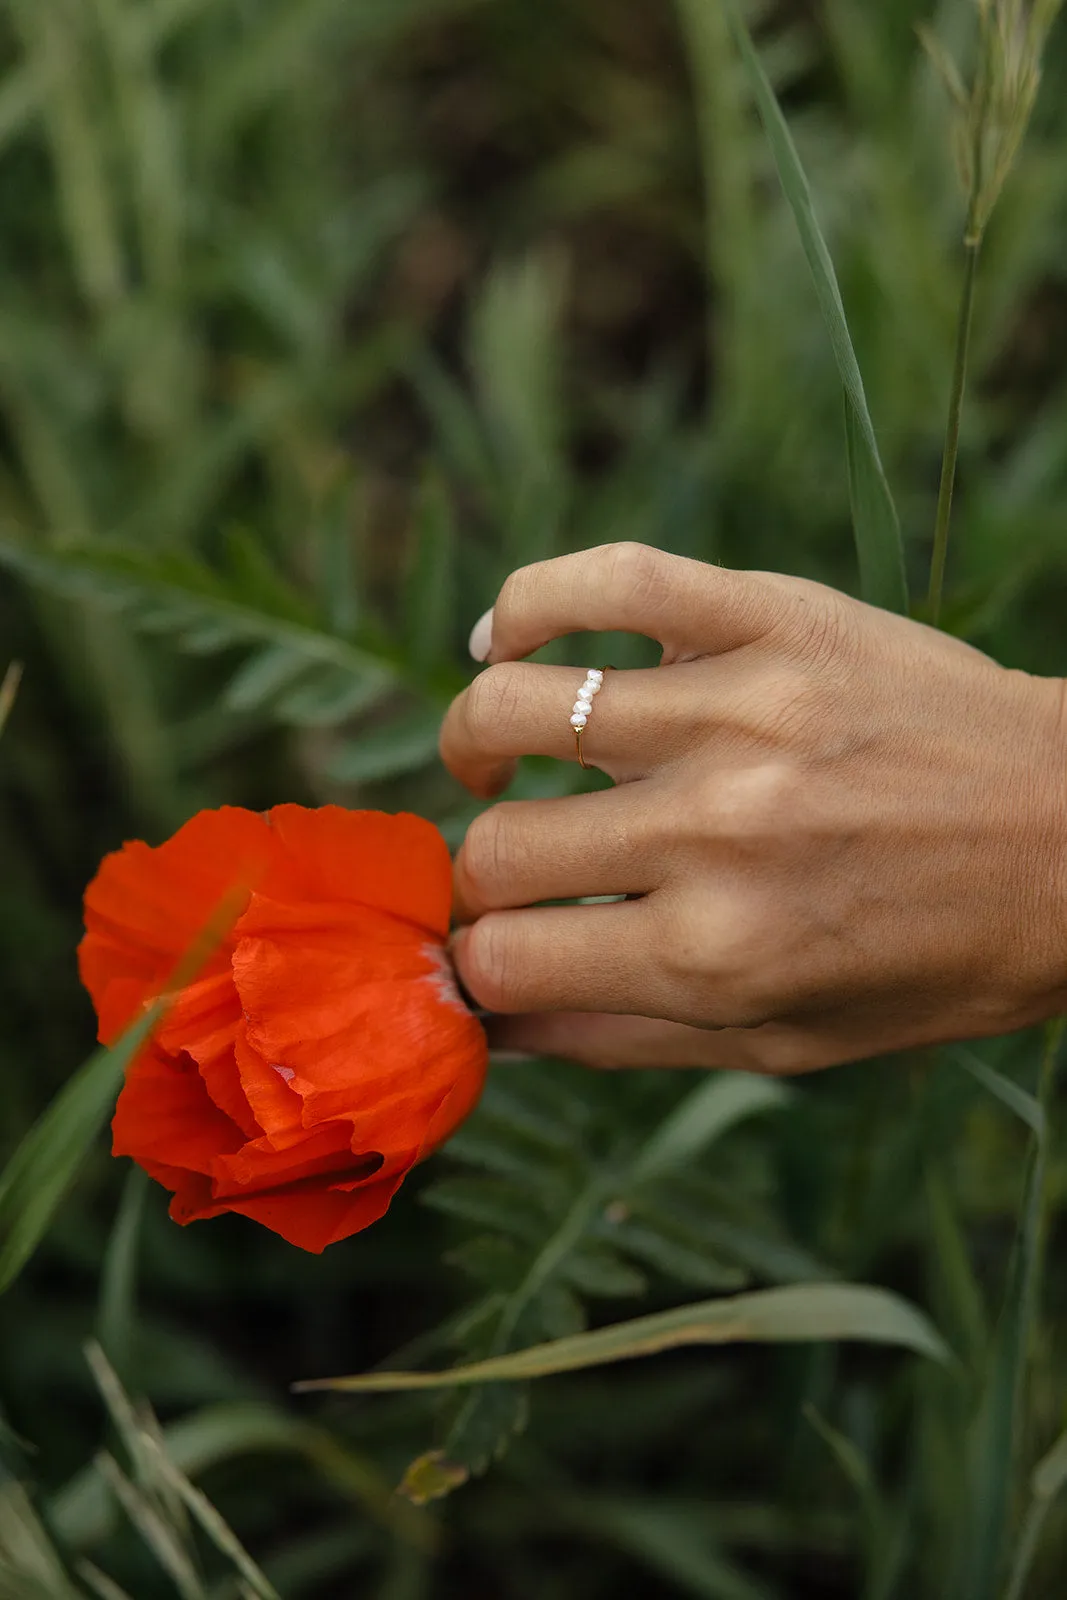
233,895,487,1152
157,972,258,1139
80,808,276,1039
233,1026,306,1148
112,1046,246,1175
211,1123,364,1192
171,1170,405,1252
265,805,452,937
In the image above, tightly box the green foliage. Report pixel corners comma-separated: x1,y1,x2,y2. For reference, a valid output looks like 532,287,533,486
0,1003,163,1294
368,1066,839,1478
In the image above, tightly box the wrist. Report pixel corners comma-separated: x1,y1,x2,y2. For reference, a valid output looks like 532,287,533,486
1023,672,1067,1023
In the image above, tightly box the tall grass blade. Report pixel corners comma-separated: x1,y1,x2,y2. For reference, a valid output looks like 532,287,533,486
297,1282,948,1392
722,0,908,613
97,1166,150,1375
0,661,22,737
958,1021,1064,1600
632,1073,790,1184
1004,1421,1067,1600
0,1006,162,1294
0,893,239,1293
948,1048,1044,1136
92,1454,204,1600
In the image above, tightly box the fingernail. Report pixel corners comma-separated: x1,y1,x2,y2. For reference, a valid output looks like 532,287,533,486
468,607,494,662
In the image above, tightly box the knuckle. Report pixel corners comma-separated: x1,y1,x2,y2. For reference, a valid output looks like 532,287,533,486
794,587,852,674
462,662,526,741
459,805,517,901
461,915,518,1012
684,763,803,857
602,541,673,609
655,891,780,1028
492,565,532,632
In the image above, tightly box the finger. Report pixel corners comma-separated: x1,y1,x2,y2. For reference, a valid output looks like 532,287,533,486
452,901,674,1017
440,660,691,797
453,785,658,923
487,1012,830,1076
470,543,784,665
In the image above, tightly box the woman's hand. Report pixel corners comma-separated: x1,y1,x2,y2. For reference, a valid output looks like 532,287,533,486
440,543,1067,1074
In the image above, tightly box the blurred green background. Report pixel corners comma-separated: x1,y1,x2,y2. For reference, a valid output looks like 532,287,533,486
2,0,1067,1595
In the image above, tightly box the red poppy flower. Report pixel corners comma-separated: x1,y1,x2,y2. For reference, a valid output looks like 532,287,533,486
79,806,487,1252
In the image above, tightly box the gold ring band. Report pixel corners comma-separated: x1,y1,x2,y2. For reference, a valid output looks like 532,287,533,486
573,665,613,769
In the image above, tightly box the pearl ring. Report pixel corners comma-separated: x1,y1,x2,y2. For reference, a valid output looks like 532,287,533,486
570,666,613,769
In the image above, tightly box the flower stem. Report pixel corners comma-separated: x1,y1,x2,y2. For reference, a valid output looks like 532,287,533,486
926,235,981,626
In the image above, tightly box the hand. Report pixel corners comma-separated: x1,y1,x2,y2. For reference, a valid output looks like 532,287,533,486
440,543,1067,1074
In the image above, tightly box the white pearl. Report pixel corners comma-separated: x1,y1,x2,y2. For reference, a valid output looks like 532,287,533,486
572,701,591,716
587,669,604,683
570,713,587,728
584,680,601,696
575,691,593,707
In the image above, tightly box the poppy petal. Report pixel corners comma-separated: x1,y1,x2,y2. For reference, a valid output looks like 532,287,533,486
172,1170,405,1252
157,973,259,1139
233,1026,306,1148
233,896,487,1151
265,806,453,937
112,1045,246,1175
81,808,276,1027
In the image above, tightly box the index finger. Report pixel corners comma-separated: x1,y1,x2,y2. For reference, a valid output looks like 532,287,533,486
470,542,784,665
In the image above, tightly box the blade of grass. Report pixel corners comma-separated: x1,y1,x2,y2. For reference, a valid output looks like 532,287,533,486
138,1432,282,1600
76,1561,137,1600
0,660,22,736
0,889,242,1293
93,1454,204,1600
97,1165,150,1375
722,0,907,613
958,1019,1064,1600
948,1047,1043,1137
297,1282,948,1393
1004,1421,1067,1600
632,1072,790,1185
0,1006,163,1295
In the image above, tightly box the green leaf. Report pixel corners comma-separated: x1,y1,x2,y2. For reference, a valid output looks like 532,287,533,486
561,1244,648,1300
421,1176,548,1243
326,705,443,784
1005,1421,1067,1600
297,1282,949,1393
136,1430,281,1600
959,1020,1064,1600
0,539,397,688
92,1453,203,1600
573,1498,774,1600
632,1072,790,1185
605,1218,748,1293
404,471,457,672
948,1046,1044,1137
396,1451,469,1507
222,645,313,713
723,0,908,613
0,894,236,1293
442,1382,529,1476
924,1162,986,1375
0,1004,162,1294
0,660,22,737
0,1480,84,1600
275,668,388,728
97,1165,150,1376
804,1404,888,1589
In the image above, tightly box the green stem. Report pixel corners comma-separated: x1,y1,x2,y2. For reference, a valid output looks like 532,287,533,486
926,235,981,626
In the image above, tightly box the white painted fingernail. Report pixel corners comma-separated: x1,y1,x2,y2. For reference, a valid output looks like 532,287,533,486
468,607,494,662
